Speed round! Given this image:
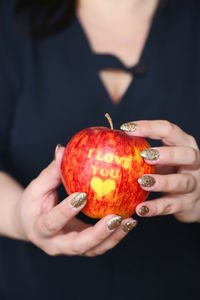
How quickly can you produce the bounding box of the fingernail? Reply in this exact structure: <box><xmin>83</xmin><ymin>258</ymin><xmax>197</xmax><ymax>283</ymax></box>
<box><xmin>70</xmin><ymin>193</ymin><xmax>87</xmax><ymax>208</ymax></box>
<box><xmin>138</xmin><ymin>175</ymin><xmax>156</xmax><ymax>187</ymax></box>
<box><xmin>139</xmin><ymin>205</ymin><xmax>149</xmax><ymax>216</ymax></box>
<box><xmin>107</xmin><ymin>216</ymin><xmax>122</xmax><ymax>231</ymax></box>
<box><xmin>54</xmin><ymin>144</ymin><xmax>62</xmax><ymax>160</ymax></box>
<box><xmin>140</xmin><ymin>148</ymin><xmax>160</xmax><ymax>161</ymax></box>
<box><xmin>122</xmin><ymin>219</ymin><xmax>138</xmax><ymax>232</ymax></box>
<box><xmin>120</xmin><ymin>122</ymin><xmax>137</xmax><ymax>132</ymax></box>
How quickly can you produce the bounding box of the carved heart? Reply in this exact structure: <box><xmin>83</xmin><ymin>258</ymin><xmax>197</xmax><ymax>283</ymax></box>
<box><xmin>90</xmin><ymin>177</ymin><xmax>116</xmax><ymax>197</ymax></box>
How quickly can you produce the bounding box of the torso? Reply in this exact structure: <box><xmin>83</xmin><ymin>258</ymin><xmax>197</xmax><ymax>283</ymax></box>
<box><xmin>0</xmin><ymin>1</ymin><xmax>200</xmax><ymax>299</ymax></box>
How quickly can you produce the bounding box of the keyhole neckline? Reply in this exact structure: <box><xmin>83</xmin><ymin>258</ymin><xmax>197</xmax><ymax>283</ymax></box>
<box><xmin>73</xmin><ymin>5</ymin><xmax>164</xmax><ymax>106</ymax></box>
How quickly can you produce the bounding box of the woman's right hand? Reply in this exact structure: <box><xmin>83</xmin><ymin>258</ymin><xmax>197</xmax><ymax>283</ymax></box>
<box><xmin>14</xmin><ymin>146</ymin><xmax>137</xmax><ymax>257</ymax></box>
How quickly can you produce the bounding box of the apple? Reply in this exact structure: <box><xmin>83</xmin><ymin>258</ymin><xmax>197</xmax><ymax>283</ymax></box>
<box><xmin>61</xmin><ymin>114</ymin><xmax>155</xmax><ymax>219</ymax></box>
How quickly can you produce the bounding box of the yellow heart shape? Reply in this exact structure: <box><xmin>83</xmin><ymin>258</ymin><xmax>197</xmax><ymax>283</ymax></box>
<box><xmin>90</xmin><ymin>177</ymin><xmax>116</xmax><ymax>198</ymax></box>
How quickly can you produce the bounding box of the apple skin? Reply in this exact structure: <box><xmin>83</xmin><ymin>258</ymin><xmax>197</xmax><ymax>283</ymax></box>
<box><xmin>61</xmin><ymin>127</ymin><xmax>155</xmax><ymax>219</ymax></box>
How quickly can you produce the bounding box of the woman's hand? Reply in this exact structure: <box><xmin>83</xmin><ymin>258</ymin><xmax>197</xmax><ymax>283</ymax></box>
<box><xmin>14</xmin><ymin>146</ymin><xmax>137</xmax><ymax>257</ymax></box>
<box><xmin>120</xmin><ymin>120</ymin><xmax>200</xmax><ymax>223</ymax></box>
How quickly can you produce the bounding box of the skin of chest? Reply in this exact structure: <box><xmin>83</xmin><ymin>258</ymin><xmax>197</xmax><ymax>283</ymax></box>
<box><xmin>77</xmin><ymin>2</ymin><xmax>157</xmax><ymax>104</ymax></box>
<box><xmin>99</xmin><ymin>69</ymin><xmax>133</xmax><ymax>104</ymax></box>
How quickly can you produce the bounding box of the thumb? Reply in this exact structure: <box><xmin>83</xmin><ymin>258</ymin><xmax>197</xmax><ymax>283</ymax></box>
<box><xmin>33</xmin><ymin>145</ymin><xmax>65</xmax><ymax>196</ymax></box>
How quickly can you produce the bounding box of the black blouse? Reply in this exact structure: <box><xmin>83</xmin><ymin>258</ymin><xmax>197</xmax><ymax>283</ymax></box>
<box><xmin>0</xmin><ymin>1</ymin><xmax>200</xmax><ymax>299</ymax></box>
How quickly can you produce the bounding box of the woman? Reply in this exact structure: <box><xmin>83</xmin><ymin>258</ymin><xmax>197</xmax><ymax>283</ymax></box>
<box><xmin>0</xmin><ymin>0</ymin><xmax>199</xmax><ymax>299</ymax></box>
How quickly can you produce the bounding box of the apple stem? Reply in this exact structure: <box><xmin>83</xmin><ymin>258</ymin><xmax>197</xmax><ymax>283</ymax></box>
<box><xmin>105</xmin><ymin>113</ymin><xmax>114</xmax><ymax>130</ymax></box>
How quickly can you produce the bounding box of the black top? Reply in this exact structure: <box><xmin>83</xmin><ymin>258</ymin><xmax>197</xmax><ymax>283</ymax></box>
<box><xmin>0</xmin><ymin>1</ymin><xmax>200</xmax><ymax>299</ymax></box>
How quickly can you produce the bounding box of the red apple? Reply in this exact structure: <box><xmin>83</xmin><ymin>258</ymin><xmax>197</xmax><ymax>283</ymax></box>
<box><xmin>61</xmin><ymin>114</ymin><xmax>155</xmax><ymax>219</ymax></box>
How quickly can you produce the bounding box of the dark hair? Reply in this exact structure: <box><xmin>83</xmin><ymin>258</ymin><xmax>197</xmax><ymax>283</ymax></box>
<box><xmin>15</xmin><ymin>0</ymin><xmax>168</xmax><ymax>38</ymax></box>
<box><xmin>15</xmin><ymin>0</ymin><xmax>76</xmax><ymax>37</ymax></box>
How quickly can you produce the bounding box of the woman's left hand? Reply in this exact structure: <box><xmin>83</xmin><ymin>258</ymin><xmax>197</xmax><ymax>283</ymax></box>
<box><xmin>120</xmin><ymin>120</ymin><xmax>200</xmax><ymax>223</ymax></box>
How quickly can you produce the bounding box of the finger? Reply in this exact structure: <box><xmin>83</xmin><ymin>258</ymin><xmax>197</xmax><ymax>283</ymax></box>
<box><xmin>53</xmin><ymin>215</ymin><xmax>122</xmax><ymax>256</ymax></box>
<box><xmin>36</xmin><ymin>192</ymin><xmax>87</xmax><ymax>237</ymax></box>
<box><xmin>138</xmin><ymin>174</ymin><xmax>196</xmax><ymax>194</ymax></box>
<box><xmin>32</xmin><ymin>145</ymin><xmax>65</xmax><ymax>196</ymax></box>
<box><xmin>140</xmin><ymin>146</ymin><xmax>200</xmax><ymax>169</ymax></box>
<box><xmin>120</xmin><ymin>120</ymin><xmax>198</xmax><ymax>148</ymax></box>
<box><xmin>83</xmin><ymin>218</ymin><xmax>137</xmax><ymax>257</ymax></box>
<box><xmin>136</xmin><ymin>195</ymin><xmax>188</xmax><ymax>217</ymax></box>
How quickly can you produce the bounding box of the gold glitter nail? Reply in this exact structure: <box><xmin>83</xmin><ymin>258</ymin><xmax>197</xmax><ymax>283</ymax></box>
<box><xmin>140</xmin><ymin>148</ymin><xmax>160</xmax><ymax>161</ymax></box>
<box><xmin>122</xmin><ymin>219</ymin><xmax>138</xmax><ymax>232</ymax></box>
<box><xmin>70</xmin><ymin>193</ymin><xmax>87</xmax><ymax>208</ymax></box>
<box><xmin>120</xmin><ymin>122</ymin><xmax>137</xmax><ymax>132</ymax></box>
<box><xmin>107</xmin><ymin>216</ymin><xmax>122</xmax><ymax>231</ymax></box>
<box><xmin>138</xmin><ymin>175</ymin><xmax>156</xmax><ymax>187</ymax></box>
<box><xmin>54</xmin><ymin>144</ymin><xmax>62</xmax><ymax>160</ymax></box>
<box><xmin>139</xmin><ymin>206</ymin><xmax>149</xmax><ymax>216</ymax></box>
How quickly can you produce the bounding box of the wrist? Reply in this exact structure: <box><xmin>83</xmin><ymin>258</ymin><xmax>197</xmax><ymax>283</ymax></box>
<box><xmin>11</xmin><ymin>193</ymin><xmax>29</xmax><ymax>241</ymax></box>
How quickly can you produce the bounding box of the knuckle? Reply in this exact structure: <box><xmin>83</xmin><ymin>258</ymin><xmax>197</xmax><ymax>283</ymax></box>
<box><xmin>38</xmin><ymin>168</ymin><xmax>47</xmax><ymax>179</ymax></box>
<box><xmin>182</xmin><ymin>176</ymin><xmax>189</xmax><ymax>192</ymax></box>
<box><xmin>86</xmin><ymin>249</ymin><xmax>106</xmax><ymax>257</ymax></box>
<box><xmin>38</xmin><ymin>163</ymin><xmax>55</xmax><ymax>180</ymax></box>
<box><xmin>162</xmin><ymin>120</ymin><xmax>175</xmax><ymax>136</ymax></box>
<box><xmin>187</xmin><ymin>197</ymin><xmax>195</xmax><ymax>207</ymax></box>
<box><xmin>190</xmin><ymin>148</ymin><xmax>200</xmax><ymax>166</ymax></box>
<box><xmin>169</xmin><ymin>147</ymin><xmax>177</xmax><ymax>162</ymax></box>
<box><xmin>43</xmin><ymin>239</ymin><xmax>63</xmax><ymax>256</ymax></box>
<box><xmin>84</xmin><ymin>251</ymin><xmax>99</xmax><ymax>257</ymax></box>
<box><xmin>184</xmin><ymin>176</ymin><xmax>192</xmax><ymax>192</ymax></box>
<box><xmin>185</xmin><ymin>176</ymin><xmax>196</xmax><ymax>193</ymax></box>
<box><xmin>43</xmin><ymin>216</ymin><xmax>57</xmax><ymax>232</ymax></box>
<box><xmin>160</xmin><ymin>177</ymin><xmax>170</xmax><ymax>191</ymax></box>
<box><xmin>72</xmin><ymin>244</ymin><xmax>85</xmax><ymax>256</ymax></box>
<box><xmin>45</xmin><ymin>162</ymin><xmax>56</xmax><ymax>177</ymax></box>
<box><xmin>151</xmin><ymin>203</ymin><xmax>159</xmax><ymax>216</ymax></box>
<box><xmin>163</xmin><ymin>199</ymin><xmax>174</xmax><ymax>214</ymax></box>
<box><xmin>153</xmin><ymin>198</ymin><xmax>174</xmax><ymax>215</ymax></box>
<box><xmin>190</xmin><ymin>194</ymin><xmax>198</xmax><ymax>205</ymax></box>
<box><xmin>28</xmin><ymin>179</ymin><xmax>37</xmax><ymax>192</ymax></box>
<box><xmin>44</xmin><ymin>246</ymin><xmax>59</xmax><ymax>256</ymax></box>
<box><xmin>187</xmin><ymin>135</ymin><xmax>197</xmax><ymax>147</ymax></box>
